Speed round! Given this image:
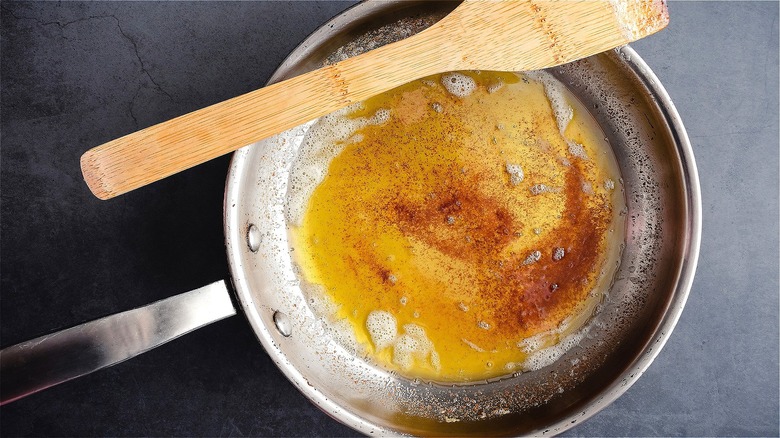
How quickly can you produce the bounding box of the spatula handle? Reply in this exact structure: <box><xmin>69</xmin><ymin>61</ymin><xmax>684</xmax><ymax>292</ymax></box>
<box><xmin>80</xmin><ymin>27</ymin><xmax>450</xmax><ymax>200</ymax></box>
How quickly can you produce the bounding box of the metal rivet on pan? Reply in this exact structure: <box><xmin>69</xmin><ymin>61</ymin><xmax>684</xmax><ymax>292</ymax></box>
<box><xmin>273</xmin><ymin>311</ymin><xmax>292</xmax><ymax>337</ymax></box>
<box><xmin>246</xmin><ymin>224</ymin><xmax>261</xmax><ymax>252</ymax></box>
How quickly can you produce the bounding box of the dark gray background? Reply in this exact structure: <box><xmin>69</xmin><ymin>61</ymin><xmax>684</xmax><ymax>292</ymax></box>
<box><xmin>1</xmin><ymin>1</ymin><xmax>777</xmax><ymax>436</ymax></box>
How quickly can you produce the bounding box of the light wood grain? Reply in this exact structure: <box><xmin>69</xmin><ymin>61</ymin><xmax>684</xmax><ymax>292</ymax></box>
<box><xmin>81</xmin><ymin>0</ymin><xmax>668</xmax><ymax>200</ymax></box>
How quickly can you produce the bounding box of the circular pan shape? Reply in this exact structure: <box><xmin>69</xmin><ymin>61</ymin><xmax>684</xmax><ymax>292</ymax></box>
<box><xmin>224</xmin><ymin>1</ymin><xmax>701</xmax><ymax>435</ymax></box>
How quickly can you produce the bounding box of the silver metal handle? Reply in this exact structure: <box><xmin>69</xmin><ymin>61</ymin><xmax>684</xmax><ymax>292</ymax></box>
<box><xmin>0</xmin><ymin>280</ymin><xmax>236</xmax><ymax>405</ymax></box>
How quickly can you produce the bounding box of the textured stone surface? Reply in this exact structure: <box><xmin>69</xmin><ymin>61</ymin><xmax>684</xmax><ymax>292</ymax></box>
<box><xmin>1</xmin><ymin>1</ymin><xmax>777</xmax><ymax>436</ymax></box>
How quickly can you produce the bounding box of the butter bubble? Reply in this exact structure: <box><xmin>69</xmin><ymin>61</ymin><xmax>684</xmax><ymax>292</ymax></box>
<box><xmin>366</xmin><ymin>310</ymin><xmax>397</xmax><ymax>351</ymax></box>
<box><xmin>441</xmin><ymin>72</ymin><xmax>476</xmax><ymax>97</ymax></box>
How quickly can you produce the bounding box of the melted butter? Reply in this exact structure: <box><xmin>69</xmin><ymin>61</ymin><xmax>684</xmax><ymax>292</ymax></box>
<box><xmin>289</xmin><ymin>71</ymin><xmax>625</xmax><ymax>382</ymax></box>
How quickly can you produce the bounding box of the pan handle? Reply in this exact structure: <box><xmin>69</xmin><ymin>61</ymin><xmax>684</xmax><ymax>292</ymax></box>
<box><xmin>0</xmin><ymin>280</ymin><xmax>236</xmax><ymax>405</ymax></box>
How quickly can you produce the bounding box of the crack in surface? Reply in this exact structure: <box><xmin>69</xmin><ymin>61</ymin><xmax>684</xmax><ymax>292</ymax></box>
<box><xmin>110</xmin><ymin>15</ymin><xmax>174</xmax><ymax>102</ymax></box>
<box><xmin>2</xmin><ymin>7</ymin><xmax>113</xmax><ymax>30</ymax></box>
<box><xmin>3</xmin><ymin>5</ymin><xmax>175</xmax><ymax>110</ymax></box>
<box><xmin>128</xmin><ymin>85</ymin><xmax>142</xmax><ymax>129</ymax></box>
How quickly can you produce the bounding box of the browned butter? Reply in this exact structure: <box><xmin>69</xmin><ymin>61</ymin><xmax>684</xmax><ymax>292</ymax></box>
<box><xmin>288</xmin><ymin>71</ymin><xmax>625</xmax><ymax>382</ymax></box>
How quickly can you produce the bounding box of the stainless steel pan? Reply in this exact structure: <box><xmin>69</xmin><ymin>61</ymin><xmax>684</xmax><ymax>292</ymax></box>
<box><xmin>0</xmin><ymin>1</ymin><xmax>701</xmax><ymax>435</ymax></box>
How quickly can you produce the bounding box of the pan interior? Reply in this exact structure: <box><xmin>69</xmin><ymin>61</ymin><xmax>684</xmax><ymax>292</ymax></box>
<box><xmin>285</xmin><ymin>70</ymin><xmax>627</xmax><ymax>384</ymax></box>
<box><xmin>224</xmin><ymin>1</ymin><xmax>699</xmax><ymax>436</ymax></box>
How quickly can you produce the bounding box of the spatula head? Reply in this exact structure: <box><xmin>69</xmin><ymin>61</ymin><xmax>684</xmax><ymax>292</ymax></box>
<box><xmin>441</xmin><ymin>0</ymin><xmax>669</xmax><ymax>72</ymax></box>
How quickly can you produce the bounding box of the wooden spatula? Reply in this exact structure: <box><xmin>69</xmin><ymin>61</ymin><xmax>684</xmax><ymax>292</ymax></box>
<box><xmin>81</xmin><ymin>0</ymin><xmax>668</xmax><ymax>200</ymax></box>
